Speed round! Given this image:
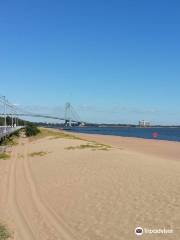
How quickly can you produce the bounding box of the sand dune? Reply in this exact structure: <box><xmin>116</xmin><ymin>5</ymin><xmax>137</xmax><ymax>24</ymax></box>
<box><xmin>0</xmin><ymin>129</ymin><xmax>180</xmax><ymax>239</ymax></box>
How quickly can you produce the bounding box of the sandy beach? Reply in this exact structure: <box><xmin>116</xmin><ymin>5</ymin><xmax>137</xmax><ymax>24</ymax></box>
<box><xmin>0</xmin><ymin>128</ymin><xmax>180</xmax><ymax>239</ymax></box>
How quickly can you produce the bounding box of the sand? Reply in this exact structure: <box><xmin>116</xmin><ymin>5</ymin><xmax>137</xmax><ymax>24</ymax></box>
<box><xmin>0</xmin><ymin>129</ymin><xmax>180</xmax><ymax>239</ymax></box>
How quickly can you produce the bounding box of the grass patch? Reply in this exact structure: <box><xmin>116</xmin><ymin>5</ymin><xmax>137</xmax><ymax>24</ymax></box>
<box><xmin>18</xmin><ymin>153</ymin><xmax>24</xmax><ymax>159</ymax></box>
<box><xmin>31</xmin><ymin>128</ymin><xmax>83</xmax><ymax>141</ymax></box>
<box><xmin>65</xmin><ymin>142</ymin><xmax>111</xmax><ymax>151</ymax></box>
<box><xmin>0</xmin><ymin>129</ymin><xmax>23</xmax><ymax>146</ymax></box>
<box><xmin>0</xmin><ymin>223</ymin><xmax>11</xmax><ymax>240</ymax></box>
<box><xmin>0</xmin><ymin>153</ymin><xmax>10</xmax><ymax>160</ymax></box>
<box><xmin>29</xmin><ymin>151</ymin><xmax>47</xmax><ymax>157</ymax></box>
<box><xmin>0</xmin><ymin>135</ymin><xmax>18</xmax><ymax>146</ymax></box>
<box><xmin>30</xmin><ymin>128</ymin><xmax>111</xmax><ymax>151</ymax></box>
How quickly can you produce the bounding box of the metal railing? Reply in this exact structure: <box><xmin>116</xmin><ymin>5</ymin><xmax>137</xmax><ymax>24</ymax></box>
<box><xmin>0</xmin><ymin>126</ymin><xmax>23</xmax><ymax>140</ymax></box>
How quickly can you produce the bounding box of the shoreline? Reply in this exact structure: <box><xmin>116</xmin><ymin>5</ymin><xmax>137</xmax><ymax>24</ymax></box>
<box><xmin>61</xmin><ymin>129</ymin><xmax>180</xmax><ymax>162</ymax></box>
<box><xmin>60</xmin><ymin>126</ymin><xmax>180</xmax><ymax>143</ymax></box>
<box><xmin>1</xmin><ymin>128</ymin><xmax>180</xmax><ymax>239</ymax></box>
<box><xmin>66</xmin><ymin>129</ymin><xmax>180</xmax><ymax>143</ymax></box>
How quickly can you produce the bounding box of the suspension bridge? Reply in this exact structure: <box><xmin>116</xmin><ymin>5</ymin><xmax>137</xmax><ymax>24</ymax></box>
<box><xmin>0</xmin><ymin>95</ymin><xmax>84</xmax><ymax>140</ymax></box>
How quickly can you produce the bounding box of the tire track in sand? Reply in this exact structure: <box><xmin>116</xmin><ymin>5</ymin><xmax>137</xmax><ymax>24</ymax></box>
<box><xmin>22</xmin><ymin>139</ymin><xmax>78</xmax><ymax>240</ymax></box>
<box><xmin>7</xmin><ymin>145</ymin><xmax>36</xmax><ymax>240</ymax></box>
<box><xmin>7</xmin><ymin>138</ymin><xmax>77</xmax><ymax>240</ymax></box>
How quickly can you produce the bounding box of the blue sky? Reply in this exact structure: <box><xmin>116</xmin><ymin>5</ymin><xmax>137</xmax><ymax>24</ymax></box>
<box><xmin>0</xmin><ymin>0</ymin><xmax>180</xmax><ymax>124</ymax></box>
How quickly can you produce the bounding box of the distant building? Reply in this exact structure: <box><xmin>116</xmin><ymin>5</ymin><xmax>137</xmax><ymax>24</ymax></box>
<box><xmin>139</xmin><ymin>120</ymin><xmax>150</xmax><ymax>127</ymax></box>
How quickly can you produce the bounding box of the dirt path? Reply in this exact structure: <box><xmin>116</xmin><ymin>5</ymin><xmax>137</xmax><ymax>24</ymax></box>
<box><xmin>6</xmin><ymin>138</ymin><xmax>76</xmax><ymax>240</ymax></box>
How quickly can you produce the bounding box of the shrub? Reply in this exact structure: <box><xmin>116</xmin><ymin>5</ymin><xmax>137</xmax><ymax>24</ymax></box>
<box><xmin>0</xmin><ymin>224</ymin><xmax>11</xmax><ymax>240</ymax></box>
<box><xmin>25</xmin><ymin>123</ymin><xmax>40</xmax><ymax>137</ymax></box>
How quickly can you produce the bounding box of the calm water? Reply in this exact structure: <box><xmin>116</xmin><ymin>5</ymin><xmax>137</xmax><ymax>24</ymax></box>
<box><xmin>69</xmin><ymin>127</ymin><xmax>180</xmax><ymax>142</ymax></box>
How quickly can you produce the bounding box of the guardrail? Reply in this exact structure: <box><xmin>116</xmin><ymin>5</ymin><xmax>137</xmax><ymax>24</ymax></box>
<box><xmin>0</xmin><ymin>126</ymin><xmax>24</xmax><ymax>140</ymax></box>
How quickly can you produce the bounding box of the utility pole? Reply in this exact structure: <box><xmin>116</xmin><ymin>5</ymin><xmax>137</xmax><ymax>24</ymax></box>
<box><xmin>15</xmin><ymin>113</ymin><xmax>17</xmax><ymax>127</ymax></box>
<box><xmin>16</xmin><ymin>115</ymin><xmax>18</xmax><ymax>126</ymax></box>
<box><xmin>11</xmin><ymin>105</ymin><xmax>14</xmax><ymax>127</ymax></box>
<box><xmin>3</xmin><ymin>96</ymin><xmax>7</xmax><ymax>134</ymax></box>
<box><xmin>11</xmin><ymin>113</ymin><xmax>13</xmax><ymax>127</ymax></box>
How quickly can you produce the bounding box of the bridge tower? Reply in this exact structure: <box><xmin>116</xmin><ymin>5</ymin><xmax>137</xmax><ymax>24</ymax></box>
<box><xmin>64</xmin><ymin>102</ymin><xmax>72</xmax><ymax>127</ymax></box>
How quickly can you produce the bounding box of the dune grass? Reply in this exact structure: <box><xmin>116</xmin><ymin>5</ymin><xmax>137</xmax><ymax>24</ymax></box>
<box><xmin>30</xmin><ymin>128</ymin><xmax>112</xmax><ymax>151</ymax></box>
<box><xmin>29</xmin><ymin>151</ymin><xmax>47</xmax><ymax>157</ymax></box>
<box><xmin>31</xmin><ymin>128</ymin><xmax>83</xmax><ymax>141</ymax></box>
<box><xmin>0</xmin><ymin>136</ymin><xmax>18</xmax><ymax>146</ymax></box>
<box><xmin>0</xmin><ymin>153</ymin><xmax>10</xmax><ymax>160</ymax></box>
<box><xmin>0</xmin><ymin>224</ymin><xmax>11</xmax><ymax>240</ymax></box>
<box><xmin>65</xmin><ymin>142</ymin><xmax>111</xmax><ymax>151</ymax></box>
